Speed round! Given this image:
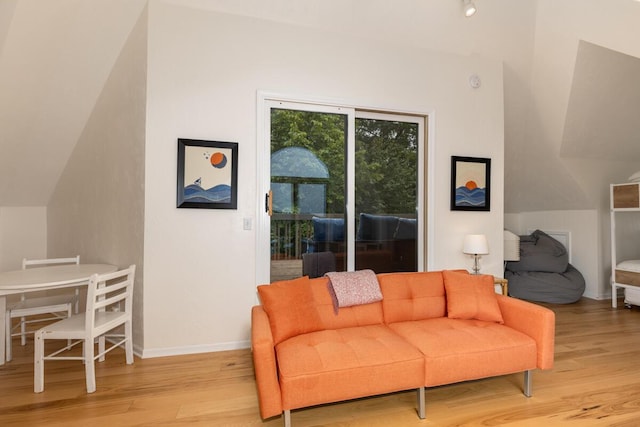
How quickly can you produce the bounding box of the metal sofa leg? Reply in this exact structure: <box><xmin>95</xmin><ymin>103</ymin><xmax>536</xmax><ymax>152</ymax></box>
<box><xmin>283</xmin><ymin>409</ymin><xmax>291</xmax><ymax>427</ymax></box>
<box><xmin>417</xmin><ymin>386</ymin><xmax>425</xmax><ymax>419</ymax></box>
<box><xmin>524</xmin><ymin>370</ymin><xmax>532</xmax><ymax>397</ymax></box>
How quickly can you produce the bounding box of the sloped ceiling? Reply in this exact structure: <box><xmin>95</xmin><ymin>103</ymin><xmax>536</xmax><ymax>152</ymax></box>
<box><xmin>0</xmin><ymin>0</ymin><xmax>638</xmax><ymax>212</ymax></box>
<box><xmin>561</xmin><ymin>41</ymin><xmax>640</xmax><ymax>161</ymax></box>
<box><xmin>505</xmin><ymin>37</ymin><xmax>640</xmax><ymax>214</ymax></box>
<box><xmin>0</xmin><ymin>0</ymin><xmax>145</xmax><ymax>206</ymax></box>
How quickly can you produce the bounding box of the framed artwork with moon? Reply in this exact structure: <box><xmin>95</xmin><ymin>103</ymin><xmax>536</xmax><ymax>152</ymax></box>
<box><xmin>450</xmin><ymin>156</ymin><xmax>491</xmax><ymax>211</ymax></box>
<box><xmin>177</xmin><ymin>139</ymin><xmax>238</xmax><ymax>209</ymax></box>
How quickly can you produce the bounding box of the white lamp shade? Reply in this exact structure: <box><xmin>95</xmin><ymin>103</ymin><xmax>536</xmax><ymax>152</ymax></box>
<box><xmin>463</xmin><ymin>234</ymin><xmax>489</xmax><ymax>255</ymax></box>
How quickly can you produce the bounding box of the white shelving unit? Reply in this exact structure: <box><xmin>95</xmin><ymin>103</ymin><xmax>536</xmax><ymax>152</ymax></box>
<box><xmin>610</xmin><ymin>182</ymin><xmax>640</xmax><ymax>308</ymax></box>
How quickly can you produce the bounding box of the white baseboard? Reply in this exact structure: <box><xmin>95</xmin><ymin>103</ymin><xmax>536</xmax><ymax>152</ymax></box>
<box><xmin>136</xmin><ymin>340</ymin><xmax>251</xmax><ymax>359</ymax></box>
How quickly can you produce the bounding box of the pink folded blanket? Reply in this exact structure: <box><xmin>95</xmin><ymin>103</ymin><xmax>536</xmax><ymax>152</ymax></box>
<box><xmin>325</xmin><ymin>269</ymin><xmax>383</xmax><ymax>313</ymax></box>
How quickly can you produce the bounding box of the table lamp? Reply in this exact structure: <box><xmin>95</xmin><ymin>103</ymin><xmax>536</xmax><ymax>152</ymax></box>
<box><xmin>463</xmin><ymin>234</ymin><xmax>489</xmax><ymax>275</ymax></box>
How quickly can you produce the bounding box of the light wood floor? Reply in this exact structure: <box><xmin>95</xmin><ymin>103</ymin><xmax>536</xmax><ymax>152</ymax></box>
<box><xmin>2</xmin><ymin>297</ymin><xmax>640</xmax><ymax>426</ymax></box>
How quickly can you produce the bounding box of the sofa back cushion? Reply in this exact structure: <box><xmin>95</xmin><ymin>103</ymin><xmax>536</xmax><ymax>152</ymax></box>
<box><xmin>312</xmin><ymin>217</ymin><xmax>345</xmax><ymax>242</ymax></box>
<box><xmin>257</xmin><ymin>276</ymin><xmax>324</xmax><ymax>345</ymax></box>
<box><xmin>393</xmin><ymin>218</ymin><xmax>417</xmax><ymax>240</ymax></box>
<box><xmin>356</xmin><ymin>213</ymin><xmax>399</xmax><ymax>241</ymax></box>
<box><xmin>443</xmin><ymin>270</ymin><xmax>503</xmax><ymax>323</ymax></box>
<box><xmin>378</xmin><ymin>271</ymin><xmax>446</xmax><ymax>323</ymax></box>
<box><xmin>308</xmin><ymin>276</ymin><xmax>384</xmax><ymax>329</ymax></box>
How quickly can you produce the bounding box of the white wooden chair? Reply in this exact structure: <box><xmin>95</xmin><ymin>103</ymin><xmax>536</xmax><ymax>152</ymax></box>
<box><xmin>34</xmin><ymin>265</ymin><xmax>135</xmax><ymax>393</ymax></box>
<box><xmin>5</xmin><ymin>256</ymin><xmax>80</xmax><ymax>362</ymax></box>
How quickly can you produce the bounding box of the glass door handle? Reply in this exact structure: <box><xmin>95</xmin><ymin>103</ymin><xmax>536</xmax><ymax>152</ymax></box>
<box><xmin>265</xmin><ymin>190</ymin><xmax>273</xmax><ymax>216</ymax></box>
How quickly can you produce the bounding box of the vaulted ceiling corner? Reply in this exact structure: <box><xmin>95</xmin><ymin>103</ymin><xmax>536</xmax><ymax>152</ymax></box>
<box><xmin>561</xmin><ymin>41</ymin><xmax>640</xmax><ymax>162</ymax></box>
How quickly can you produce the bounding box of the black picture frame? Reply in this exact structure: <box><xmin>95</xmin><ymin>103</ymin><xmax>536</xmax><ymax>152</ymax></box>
<box><xmin>450</xmin><ymin>156</ymin><xmax>491</xmax><ymax>211</ymax></box>
<box><xmin>177</xmin><ymin>139</ymin><xmax>238</xmax><ymax>209</ymax></box>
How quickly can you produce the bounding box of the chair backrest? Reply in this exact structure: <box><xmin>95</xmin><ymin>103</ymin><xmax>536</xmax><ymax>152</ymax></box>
<box><xmin>22</xmin><ymin>256</ymin><xmax>80</xmax><ymax>269</ymax></box>
<box><xmin>85</xmin><ymin>265</ymin><xmax>136</xmax><ymax>332</ymax></box>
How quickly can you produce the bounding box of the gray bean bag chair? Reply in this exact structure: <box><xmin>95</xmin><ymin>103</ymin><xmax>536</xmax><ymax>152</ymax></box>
<box><xmin>506</xmin><ymin>230</ymin><xmax>568</xmax><ymax>273</ymax></box>
<box><xmin>505</xmin><ymin>230</ymin><xmax>585</xmax><ymax>304</ymax></box>
<box><xmin>506</xmin><ymin>264</ymin><xmax>585</xmax><ymax>304</ymax></box>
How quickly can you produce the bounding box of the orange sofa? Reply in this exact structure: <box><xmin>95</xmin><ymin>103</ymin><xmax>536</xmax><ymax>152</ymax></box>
<box><xmin>251</xmin><ymin>270</ymin><xmax>555</xmax><ymax>426</ymax></box>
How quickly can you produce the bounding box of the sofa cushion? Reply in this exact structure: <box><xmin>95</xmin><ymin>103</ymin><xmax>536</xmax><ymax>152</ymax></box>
<box><xmin>275</xmin><ymin>324</ymin><xmax>424</xmax><ymax>410</ymax></box>
<box><xmin>356</xmin><ymin>213</ymin><xmax>399</xmax><ymax>241</ymax></box>
<box><xmin>308</xmin><ymin>277</ymin><xmax>384</xmax><ymax>330</ymax></box>
<box><xmin>257</xmin><ymin>276</ymin><xmax>323</xmax><ymax>345</ymax></box>
<box><xmin>379</xmin><ymin>271</ymin><xmax>446</xmax><ymax>323</ymax></box>
<box><xmin>388</xmin><ymin>318</ymin><xmax>537</xmax><ymax>387</ymax></box>
<box><xmin>302</xmin><ymin>251</ymin><xmax>336</xmax><ymax>278</ymax></box>
<box><xmin>325</xmin><ymin>269</ymin><xmax>382</xmax><ymax>309</ymax></box>
<box><xmin>443</xmin><ymin>270</ymin><xmax>503</xmax><ymax>323</ymax></box>
<box><xmin>312</xmin><ymin>216</ymin><xmax>345</xmax><ymax>242</ymax></box>
<box><xmin>393</xmin><ymin>217</ymin><xmax>417</xmax><ymax>240</ymax></box>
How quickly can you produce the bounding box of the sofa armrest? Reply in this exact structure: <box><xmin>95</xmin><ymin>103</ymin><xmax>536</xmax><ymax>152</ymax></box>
<box><xmin>496</xmin><ymin>295</ymin><xmax>555</xmax><ymax>370</ymax></box>
<box><xmin>251</xmin><ymin>305</ymin><xmax>283</xmax><ymax>419</ymax></box>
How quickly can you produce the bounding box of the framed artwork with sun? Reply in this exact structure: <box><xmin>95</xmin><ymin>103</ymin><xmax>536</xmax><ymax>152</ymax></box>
<box><xmin>177</xmin><ymin>139</ymin><xmax>238</xmax><ymax>209</ymax></box>
<box><xmin>450</xmin><ymin>156</ymin><xmax>491</xmax><ymax>211</ymax></box>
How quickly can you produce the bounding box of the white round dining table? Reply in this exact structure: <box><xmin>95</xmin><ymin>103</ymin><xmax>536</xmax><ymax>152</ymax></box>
<box><xmin>0</xmin><ymin>263</ymin><xmax>118</xmax><ymax>365</ymax></box>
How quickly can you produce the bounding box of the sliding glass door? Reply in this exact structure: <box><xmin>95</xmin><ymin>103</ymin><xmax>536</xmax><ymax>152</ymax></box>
<box><xmin>262</xmin><ymin>98</ymin><xmax>424</xmax><ymax>283</ymax></box>
<box><xmin>269</xmin><ymin>105</ymin><xmax>349</xmax><ymax>281</ymax></box>
<box><xmin>354</xmin><ymin>113</ymin><xmax>419</xmax><ymax>273</ymax></box>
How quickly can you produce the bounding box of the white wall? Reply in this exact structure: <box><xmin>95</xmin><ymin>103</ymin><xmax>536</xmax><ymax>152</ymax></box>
<box><xmin>0</xmin><ymin>206</ymin><xmax>46</xmax><ymax>272</ymax></box>
<box><xmin>505</xmin><ymin>210</ymin><xmax>600</xmax><ymax>299</ymax></box>
<box><xmin>2</xmin><ymin>0</ymin><xmax>636</xmax><ymax>356</ymax></box>
<box><xmin>505</xmin><ymin>0</ymin><xmax>640</xmax><ymax>214</ymax></box>
<box><xmin>143</xmin><ymin>2</ymin><xmax>505</xmax><ymax>355</ymax></box>
<box><xmin>47</xmin><ymin>8</ymin><xmax>147</xmax><ymax>350</ymax></box>
<box><xmin>503</xmin><ymin>0</ymin><xmax>640</xmax><ymax>304</ymax></box>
